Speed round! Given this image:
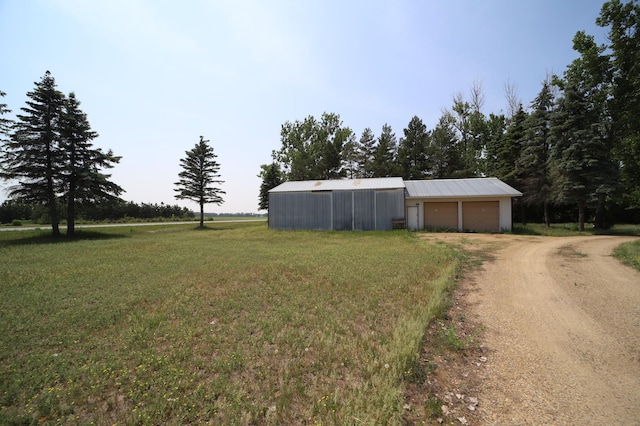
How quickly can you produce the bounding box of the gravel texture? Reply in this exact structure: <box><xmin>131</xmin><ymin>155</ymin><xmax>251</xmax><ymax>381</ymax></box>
<box><xmin>418</xmin><ymin>234</ymin><xmax>640</xmax><ymax>426</ymax></box>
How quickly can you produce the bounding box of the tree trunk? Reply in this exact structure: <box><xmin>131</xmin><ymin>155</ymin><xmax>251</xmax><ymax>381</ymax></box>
<box><xmin>543</xmin><ymin>200</ymin><xmax>550</xmax><ymax>229</ymax></box>
<box><xmin>67</xmin><ymin>190</ymin><xmax>75</xmax><ymax>237</ymax></box>
<box><xmin>520</xmin><ymin>199</ymin><xmax>527</xmax><ymax>226</ymax></box>
<box><xmin>578</xmin><ymin>201</ymin><xmax>586</xmax><ymax>232</ymax></box>
<box><xmin>594</xmin><ymin>193</ymin><xmax>605</xmax><ymax>229</ymax></box>
<box><xmin>48</xmin><ymin>192</ymin><xmax>61</xmax><ymax>238</ymax></box>
<box><xmin>199</xmin><ymin>202</ymin><xmax>204</xmax><ymax>228</ymax></box>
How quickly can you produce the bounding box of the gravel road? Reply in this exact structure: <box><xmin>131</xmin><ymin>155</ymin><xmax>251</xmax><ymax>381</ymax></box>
<box><xmin>444</xmin><ymin>234</ymin><xmax>640</xmax><ymax>425</ymax></box>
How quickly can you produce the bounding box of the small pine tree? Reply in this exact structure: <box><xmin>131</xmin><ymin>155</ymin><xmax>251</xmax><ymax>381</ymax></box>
<box><xmin>174</xmin><ymin>136</ymin><xmax>225</xmax><ymax>228</ymax></box>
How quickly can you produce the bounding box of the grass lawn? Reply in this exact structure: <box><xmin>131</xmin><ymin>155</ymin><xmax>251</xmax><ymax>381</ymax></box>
<box><xmin>0</xmin><ymin>222</ymin><xmax>462</xmax><ymax>425</ymax></box>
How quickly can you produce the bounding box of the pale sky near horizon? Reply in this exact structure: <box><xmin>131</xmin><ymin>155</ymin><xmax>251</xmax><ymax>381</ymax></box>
<box><xmin>1</xmin><ymin>0</ymin><xmax>609</xmax><ymax>213</ymax></box>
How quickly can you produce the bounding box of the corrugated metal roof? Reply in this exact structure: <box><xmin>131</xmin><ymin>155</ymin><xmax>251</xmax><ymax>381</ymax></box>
<box><xmin>269</xmin><ymin>177</ymin><xmax>405</xmax><ymax>193</ymax></box>
<box><xmin>404</xmin><ymin>178</ymin><xmax>522</xmax><ymax>198</ymax></box>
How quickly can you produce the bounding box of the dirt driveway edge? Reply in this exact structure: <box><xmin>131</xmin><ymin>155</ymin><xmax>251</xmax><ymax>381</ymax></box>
<box><xmin>424</xmin><ymin>234</ymin><xmax>640</xmax><ymax>425</ymax></box>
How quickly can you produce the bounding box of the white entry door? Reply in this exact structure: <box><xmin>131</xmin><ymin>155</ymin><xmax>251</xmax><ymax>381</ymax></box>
<box><xmin>407</xmin><ymin>206</ymin><xmax>418</xmax><ymax>231</ymax></box>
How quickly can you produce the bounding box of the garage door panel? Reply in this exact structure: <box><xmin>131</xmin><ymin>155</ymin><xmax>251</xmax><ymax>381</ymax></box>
<box><xmin>462</xmin><ymin>201</ymin><xmax>499</xmax><ymax>232</ymax></box>
<box><xmin>424</xmin><ymin>202</ymin><xmax>458</xmax><ymax>230</ymax></box>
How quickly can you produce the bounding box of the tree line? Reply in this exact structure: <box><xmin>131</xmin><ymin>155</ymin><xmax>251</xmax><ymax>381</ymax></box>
<box><xmin>0</xmin><ymin>199</ymin><xmax>194</xmax><ymax>225</ymax></box>
<box><xmin>259</xmin><ymin>0</ymin><xmax>640</xmax><ymax>230</ymax></box>
<box><xmin>0</xmin><ymin>74</ymin><xmax>225</xmax><ymax>234</ymax></box>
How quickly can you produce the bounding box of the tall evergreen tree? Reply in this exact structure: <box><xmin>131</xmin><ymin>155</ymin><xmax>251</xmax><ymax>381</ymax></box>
<box><xmin>595</xmin><ymin>0</ymin><xmax>640</xmax><ymax>208</ymax></box>
<box><xmin>397</xmin><ymin>116</ymin><xmax>430</xmax><ymax>180</ymax></box>
<box><xmin>0</xmin><ymin>90</ymin><xmax>12</xmax><ymax>143</ymax></box>
<box><xmin>257</xmin><ymin>161</ymin><xmax>284</xmax><ymax>211</ymax></box>
<box><xmin>517</xmin><ymin>81</ymin><xmax>555</xmax><ymax>228</ymax></box>
<box><xmin>340</xmin><ymin>133</ymin><xmax>359</xmax><ymax>179</ymax></box>
<box><xmin>484</xmin><ymin>112</ymin><xmax>508</xmax><ymax>180</ymax></box>
<box><xmin>370</xmin><ymin>124</ymin><xmax>397</xmax><ymax>177</ymax></box>
<box><xmin>429</xmin><ymin>111</ymin><xmax>463</xmax><ymax>178</ymax></box>
<box><xmin>550</xmin><ymin>81</ymin><xmax>617</xmax><ymax>231</ymax></box>
<box><xmin>356</xmin><ymin>127</ymin><xmax>377</xmax><ymax>178</ymax></box>
<box><xmin>498</xmin><ymin>107</ymin><xmax>527</xmax><ymax>187</ymax></box>
<box><xmin>59</xmin><ymin>93</ymin><xmax>123</xmax><ymax>236</ymax></box>
<box><xmin>0</xmin><ymin>72</ymin><xmax>65</xmax><ymax>236</ymax></box>
<box><xmin>174</xmin><ymin>136</ymin><xmax>225</xmax><ymax>228</ymax></box>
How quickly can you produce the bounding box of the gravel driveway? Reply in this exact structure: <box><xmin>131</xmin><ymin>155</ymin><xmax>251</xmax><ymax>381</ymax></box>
<box><xmin>431</xmin><ymin>234</ymin><xmax>640</xmax><ymax>425</ymax></box>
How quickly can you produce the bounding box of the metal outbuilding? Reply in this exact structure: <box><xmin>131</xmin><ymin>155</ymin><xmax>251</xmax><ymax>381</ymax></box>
<box><xmin>268</xmin><ymin>177</ymin><xmax>522</xmax><ymax>232</ymax></box>
<box><xmin>404</xmin><ymin>178</ymin><xmax>522</xmax><ymax>232</ymax></box>
<box><xmin>268</xmin><ymin>177</ymin><xmax>406</xmax><ymax>230</ymax></box>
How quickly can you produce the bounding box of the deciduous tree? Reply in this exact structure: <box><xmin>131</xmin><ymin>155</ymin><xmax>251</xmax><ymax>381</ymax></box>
<box><xmin>276</xmin><ymin>112</ymin><xmax>352</xmax><ymax>180</ymax></box>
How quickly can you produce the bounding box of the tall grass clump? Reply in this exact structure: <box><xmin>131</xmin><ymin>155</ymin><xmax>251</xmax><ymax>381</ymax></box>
<box><xmin>0</xmin><ymin>222</ymin><xmax>462</xmax><ymax>425</ymax></box>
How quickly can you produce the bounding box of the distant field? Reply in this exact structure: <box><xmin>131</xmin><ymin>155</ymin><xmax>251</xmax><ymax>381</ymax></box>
<box><xmin>0</xmin><ymin>222</ymin><xmax>462</xmax><ymax>425</ymax></box>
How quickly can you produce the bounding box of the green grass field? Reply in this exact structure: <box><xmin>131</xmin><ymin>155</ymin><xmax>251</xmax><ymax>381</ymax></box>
<box><xmin>0</xmin><ymin>222</ymin><xmax>462</xmax><ymax>425</ymax></box>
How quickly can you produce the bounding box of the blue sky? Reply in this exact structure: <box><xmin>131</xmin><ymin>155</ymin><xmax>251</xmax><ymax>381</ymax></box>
<box><xmin>0</xmin><ymin>0</ymin><xmax>608</xmax><ymax>213</ymax></box>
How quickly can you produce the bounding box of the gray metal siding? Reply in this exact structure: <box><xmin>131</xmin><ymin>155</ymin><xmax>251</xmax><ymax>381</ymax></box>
<box><xmin>354</xmin><ymin>190</ymin><xmax>375</xmax><ymax>230</ymax></box>
<box><xmin>332</xmin><ymin>191</ymin><xmax>353</xmax><ymax>231</ymax></box>
<box><xmin>268</xmin><ymin>187</ymin><xmax>405</xmax><ymax>231</ymax></box>
<box><xmin>269</xmin><ymin>192</ymin><xmax>332</xmax><ymax>230</ymax></box>
<box><xmin>375</xmin><ymin>189</ymin><xmax>406</xmax><ymax>230</ymax></box>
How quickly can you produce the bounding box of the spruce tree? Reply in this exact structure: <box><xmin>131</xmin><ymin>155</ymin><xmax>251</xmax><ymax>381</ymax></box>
<box><xmin>0</xmin><ymin>90</ymin><xmax>12</xmax><ymax>143</ymax></box>
<box><xmin>397</xmin><ymin>116</ymin><xmax>430</xmax><ymax>180</ymax></box>
<box><xmin>429</xmin><ymin>111</ymin><xmax>463</xmax><ymax>178</ymax></box>
<box><xmin>59</xmin><ymin>93</ymin><xmax>123</xmax><ymax>236</ymax></box>
<box><xmin>0</xmin><ymin>72</ymin><xmax>65</xmax><ymax>236</ymax></box>
<box><xmin>174</xmin><ymin>136</ymin><xmax>225</xmax><ymax>228</ymax></box>
<box><xmin>596</xmin><ymin>0</ymin><xmax>640</xmax><ymax>208</ymax></box>
<box><xmin>357</xmin><ymin>127</ymin><xmax>376</xmax><ymax>178</ymax></box>
<box><xmin>517</xmin><ymin>81</ymin><xmax>555</xmax><ymax>228</ymax></box>
<box><xmin>550</xmin><ymin>81</ymin><xmax>617</xmax><ymax>231</ymax></box>
<box><xmin>340</xmin><ymin>133</ymin><xmax>359</xmax><ymax>179</ymax></box>
<box><xmin>370</xmin><ymin>124</ymin><xmax>397</xmax><ymax>177</ymax></box>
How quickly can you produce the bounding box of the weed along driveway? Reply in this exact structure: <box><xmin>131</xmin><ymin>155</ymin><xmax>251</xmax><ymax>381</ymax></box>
<box><xmin>429</xmin><ymin>234</ymin><xmax>640</xmax><ymax>425</ymax></box>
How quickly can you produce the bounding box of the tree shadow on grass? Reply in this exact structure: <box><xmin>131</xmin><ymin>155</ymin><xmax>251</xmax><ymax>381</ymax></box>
<box><xmin>189</xmin><ymin>225</ymin><xmax>235</xmax><ymax>231</ymax></box>
<box><xmin>0</xmin><ymin>230</ymin><xmax>128</xmax><ymax>247</ymax></box>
